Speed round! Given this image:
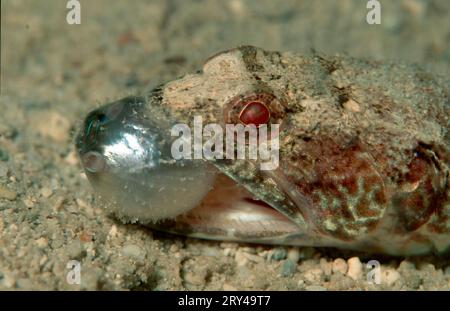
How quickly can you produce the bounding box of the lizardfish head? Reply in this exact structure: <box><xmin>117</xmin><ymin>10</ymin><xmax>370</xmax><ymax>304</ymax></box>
<box><xmin>76</xmin><ymin>46</ymin><xmax>310</xmax><ymax>244</ymax></box>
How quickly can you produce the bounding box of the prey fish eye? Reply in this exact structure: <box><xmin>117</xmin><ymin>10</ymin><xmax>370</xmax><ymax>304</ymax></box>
<box><xmin>76</xmin><ymin>46</ymin><xmax>449</xmax><ymax>256</ymax></box>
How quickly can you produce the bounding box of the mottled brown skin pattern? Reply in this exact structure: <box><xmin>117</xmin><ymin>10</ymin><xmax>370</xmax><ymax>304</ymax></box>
<box><xmin>282</xmin><ymin>136</ymin><xmax>386</xmax><ymax>239</ymax></box>
<box><xmin>271</xmin><ymin>50</ymin><xmax>448</xmax><ymax>254</ymax></box>
<box><xmin>156</xmin><ymin>46</ymin><xmax>449</xmax><ymax>255</ymax></box>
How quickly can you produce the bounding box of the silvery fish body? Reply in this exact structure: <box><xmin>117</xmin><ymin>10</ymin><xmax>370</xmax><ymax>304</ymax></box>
<box><xmin>76</xmin><ymin>46</ymin><xmax>449</xmax><ymax>256</ymax></box>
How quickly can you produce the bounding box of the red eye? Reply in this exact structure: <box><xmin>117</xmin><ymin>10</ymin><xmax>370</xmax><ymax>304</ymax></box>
<box><xmin>238</xmin><ymin>101</ymin><xmax>270</xmax><ymax>127</ymax></box>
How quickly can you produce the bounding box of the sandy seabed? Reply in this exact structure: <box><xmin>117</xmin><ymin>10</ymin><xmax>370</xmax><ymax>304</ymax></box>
<box><xmin>0</xmin><ymin>0</ymin><xmax>449</xmax><ymax>290</ymax></box>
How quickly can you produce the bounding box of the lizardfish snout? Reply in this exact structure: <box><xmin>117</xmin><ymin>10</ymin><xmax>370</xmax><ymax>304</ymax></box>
<box><xmin>75</xmin><ymin>96</ymin><xmax>216</xmax><ymax>223</ymax></box>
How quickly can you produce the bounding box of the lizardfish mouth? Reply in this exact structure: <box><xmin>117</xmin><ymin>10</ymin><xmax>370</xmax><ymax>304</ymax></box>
<box><xmin>76</xmin><ymin>96</ymin><xmax>300</xmax><ymax>243</ymax></box>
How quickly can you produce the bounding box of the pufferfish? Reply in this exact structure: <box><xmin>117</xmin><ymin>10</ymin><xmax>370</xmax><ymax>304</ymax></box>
<box><xmin>76</xmin><ymin>46</ymin><xmax>449</xmax><ymax>256</ymax></box>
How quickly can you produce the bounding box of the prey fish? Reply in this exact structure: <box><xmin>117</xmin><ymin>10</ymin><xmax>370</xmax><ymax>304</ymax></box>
<box><xmin>76</xmin><ymin>46</ymin><xmax>449</xmax><ymax>256</ymax></box>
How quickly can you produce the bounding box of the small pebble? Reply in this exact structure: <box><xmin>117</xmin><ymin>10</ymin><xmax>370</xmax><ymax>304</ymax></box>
<box><xmin>320</xmin><ymin>258</ymin><xmax>332</xmax><ymax>276</ymax></box>
<box><xmin>281</xmin><ymin>259</ymin><xmax>297</xmax><ymax>277</ymax></box>
<box><xmin>108</xmin><ymin>225</ymin><xmax>118</xmax><ymax>238</ymax></box>
<box><xmin>305</xmin><ymin>285</ymin><xmax>327</xmax><ymax>291</ymax></box>
<box><xmin>223</xmin><ymin>248</ymin><xmax>236</xmax><ymax>257</ymax></box>
<box><xmin>287</xmin><ymin>247</ymin><xmax>300</xmax><ymax>263</ymax></box>
<box><xmin>343</xmin><ymin>99</ymin><xmax>361</xmax><ymax>112</ymax></box>
<box><xmin>228</xmin><ymin>0</ymin><xmax>245</xmax><ymax>15</ymax></box>
<box><xmin>39</xmin><ymin>255</ymin><xmax>48</xmax><ymax>267</ymax></box>
<box><xmin>202</xmin><ymin>246</ymin><xmax>221</xmax><ymax>257</ymax></box>
<box><xmin>40</xmin><ymin>187</ymin><xmax>53</xmax><ymax>198</ymax></box>
<box><xmin>0</xmin><ymin>185</ymin><xmax>17</xmax><ymax>200</ymax></box>
<box><xmin>257</xmin><ymin>249</ymin><xmax>269</xmax><ymax>259</ymax></box>
<box><xmin>269</xmin><ymin>247</ymin><xmax>287</xmax><ymax>261</ymax></box>
<box><xmin>382</xmin><ymin>269</ymin><xmax>400</xmax><ymax>286</ymax></box>
<box><xmin>183</xmin><ymin>272</ymin><xmax>204</xmax><ymax>286</ymax></box>
<box><xmin>169</xmin><ymin>244</ymin><xmax>179</xmax><ymax>253</ymax></box>
<box><xmin>234</xmin><ymin>250</ymin><xmax>248</xmax><ymax>266</ymax></box>
<box><xmin>35</xmin><ymin>237</ymin><xmax>48</xmax><ymax>249</ymax></box>
<box><xmin>76</xmin><ymin>198</ymin><xmax>91</xmax><ymax>209</ymax></box>
<box><xmin>23</xmin><ymin>197</ymin><xmax>36</xmax><ymax>208</ymax></box>
<box><xmin>244</xmin><ymin>252</ymin><xmax>264</xmax><ymax>263</ymax></box>
<box><xmin>122</xmin><ymin>244</ymin><xmax>143</xmax><ymax>259</ymax></box>
<box><xmin>404</xmin><ymin>274</ymin><xmax>422</xmax><ymax>289</ymax></box>
<box><xmin>239</xmin><ymin>247</ymin><xmax>256</xmax><ymax>254</ymax></box>
<box><xmin>303</xmin><ymin>268</ymin><xmax>324</xmax><ymax>283</ymax></box>
<box><xmin>347</xmin><ymin>257</ymin><xmax>363</xmax><ymax>280</ymax></box>
<box><xmin>223</xmin><ymin>283</ymin><xmax>237</xmax><ymax>291</ymax></box>
<box><xmin>1</xmin><ymin>272</ymin><xmax>16</xmax><ymax>288</ymax></box>
<box><xmin>398</xmin><ymin>259</ymin><xmax>415</xmax><ymax>271</ymax></box>
<box><xmin>66</xmin><ymin>240</ymin><xmax>86</xmax><ymax>260</ymax></box>
<box><xmin>332</xmin><ymin>258</ymin><xmax>348</xmax><ymax>274</ymax></box>
<box><xmin>64</xmin><ymin>150</ymin><xmax>79</xmax><ymax>166</ymax></box>
<box><xmin>402</xmin><ymin>0</ymin><xmax>425</xmax><ymax>17</ymax></box>
<box><xmin>51</xmin><ymin>196</ymin><xmax>65</xmax><ymax>212</ymax></box>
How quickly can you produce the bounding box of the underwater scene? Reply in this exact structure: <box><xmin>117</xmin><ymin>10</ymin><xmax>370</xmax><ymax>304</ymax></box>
<box><xmin>1</xmin><ymin>0</ymin><xmax>449</xmax><ymax>294</ymax></box>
